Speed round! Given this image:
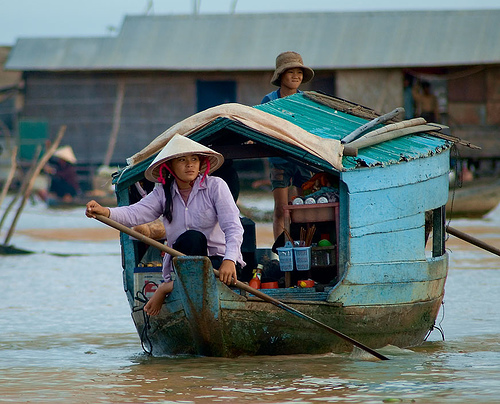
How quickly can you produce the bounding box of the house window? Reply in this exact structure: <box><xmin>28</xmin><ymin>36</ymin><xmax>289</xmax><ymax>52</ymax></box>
<box><xmin>196</xmin><ymin>80</ymin><xmax>236</xmax><ymax>112</ymax></box>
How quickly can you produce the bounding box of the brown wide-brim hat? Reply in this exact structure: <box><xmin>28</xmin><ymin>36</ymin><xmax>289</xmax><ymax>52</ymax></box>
<box><xmin>271</xmin><ymin>51</ymin><xmax>315</xmax><ymax>87</ymax></box>
<box><xmin>145</xmin><ymin>134</ymin><xmax>224</xmax><ymax>183</ymax></box>
<box><xmin>53</xmin><ymin>145</ymin><xmax>77</xmax><ymax>164</ymax></box>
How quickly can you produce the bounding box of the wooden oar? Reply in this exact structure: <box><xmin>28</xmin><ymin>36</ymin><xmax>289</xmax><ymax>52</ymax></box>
<box><xmin>94</xmin><ymin>214</ymin><xmax>389</xmax><ymax>361</ymax></box>
<box><xmin>218</xmin><ymin>270</ymin><xmax>389</xmax><ymax>360</ymax></box>
<box><xmin>341</xmin><ymin>107</ymin><xmax>404</xmax><ymax>144</ymax></box>
<box><xmin>447</xmin><ymin>225</ymin><xmax>500</xmax><ymax>257</ymax></box>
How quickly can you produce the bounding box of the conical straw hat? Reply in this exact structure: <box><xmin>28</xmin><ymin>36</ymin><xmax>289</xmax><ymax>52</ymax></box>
<box><xmin>53</xmin><ymin>145</ymin><xmax>77</xmax><ymax>164</ymax></box>
<box><xmin>145</xmin><ymin>134</ymin><xmax>224</xmax><ymax>183</ymax></box>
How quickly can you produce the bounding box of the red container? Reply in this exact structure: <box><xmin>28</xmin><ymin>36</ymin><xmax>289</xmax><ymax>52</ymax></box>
<box><xmin>261</xmin><ymin>282</ymin><xmax>279</xmax><ymax>289</ymax></box>
<box><xmin>297</xmin><ymin>279</ymin><xmax>314</xmax><ymax>288</ymax></box>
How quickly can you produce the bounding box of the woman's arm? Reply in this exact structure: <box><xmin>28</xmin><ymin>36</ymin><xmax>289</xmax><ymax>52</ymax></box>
<box><xmin>210</xmin><ymin>178</ymin><xmax>244</xmax><ymax>272</ymax></box>
<box><xmin>108</xmin><ymin>186</ymin><xmax>165</xmax><ymax>228</ymax></box>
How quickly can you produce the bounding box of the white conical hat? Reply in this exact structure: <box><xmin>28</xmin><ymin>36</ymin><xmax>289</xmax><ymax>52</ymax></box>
<box><xmin>144</xmin><ymin>134</ymin><xmax>224</xmax><ymax>183</ymax></box>
<box><xmin>53</xmin><ymin>145</ymin><xmax>77</xmax><ymax>164</ymax></box>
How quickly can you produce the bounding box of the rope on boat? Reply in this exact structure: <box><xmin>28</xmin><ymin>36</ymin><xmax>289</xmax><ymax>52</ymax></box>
<box><xmin>132</xmin><ymin>281</ymin><xmax>158</xmax><ymax>355</ymax></box>
<box><xmin>425</xmin><ymin>300</ymin><xmax>446</xmax><ymax>342</ymax></box>
<box><xmin>446</xmin><ymin>144</ymin><xmax>461</xmax><ymax>226</ymax></box>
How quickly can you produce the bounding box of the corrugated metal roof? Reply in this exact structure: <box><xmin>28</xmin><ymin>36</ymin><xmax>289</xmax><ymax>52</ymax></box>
<box><xmin>254</xmin><ymin>92</ymin><xmax>451</xmax><ymax>171</ymax></box>
<box><xmin>6</xmin><ymin>10</ymin><xmax>500</xmax><ymax>71</ymax></box>
<box><xmin>5</xmin><ymin>38</ymin><xmax>116</xmax><ymax>70</ymax></box>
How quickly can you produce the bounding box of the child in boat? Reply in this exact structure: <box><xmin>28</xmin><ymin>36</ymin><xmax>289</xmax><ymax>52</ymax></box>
<box><xmin>85</xmin><ymin>134</ymin><xmax>245</xmax><ymax>316</ymax></box>
<box><xmin>261</xmin><ymin>51</ymin><xmax>315</xmax><ymax>239</ymax></box>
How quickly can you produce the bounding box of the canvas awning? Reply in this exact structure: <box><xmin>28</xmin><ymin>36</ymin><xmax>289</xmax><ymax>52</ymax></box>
<box><xmin>126</xmin><ymin>103</ymin><xmax>344</xmax><ymax>171</ymax></box>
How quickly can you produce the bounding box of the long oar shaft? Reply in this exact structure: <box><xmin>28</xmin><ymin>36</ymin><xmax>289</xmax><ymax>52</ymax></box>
<box><xmin>228</xmin><ymin>274</ymin><xmax>389</xmax><ymax>360</ymax></box>
<box><xmin>95</xmin><ymin>214</ymin><xmax>183</xmax><ymax>257</ymax></box>
<box><xmin>94</xmin><ymin>214</ymin><xmax>389</xmax><ymax>361</ymax></box>
<box><xmin>447</xmin><ymin>225</ymin><xmax>500</xmax><ymax>257</ymax></box>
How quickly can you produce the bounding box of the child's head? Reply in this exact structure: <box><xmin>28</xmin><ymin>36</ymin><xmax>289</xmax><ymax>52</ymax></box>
<box><xmin>271</xmin><ymin>51</ymin><xmax>314</xmax><ymax>87</ymax></box>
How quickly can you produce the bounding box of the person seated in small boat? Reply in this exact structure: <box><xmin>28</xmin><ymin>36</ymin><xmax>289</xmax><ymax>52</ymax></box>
<box><xmin>85</xmin><ymin>134</ymin><xmax>245</xmax><ymax>316</ymax></box>
<box><xmin>41</xmin><ymin>145</ymin><xmax>81</xmax><ymax>203</ymax></box>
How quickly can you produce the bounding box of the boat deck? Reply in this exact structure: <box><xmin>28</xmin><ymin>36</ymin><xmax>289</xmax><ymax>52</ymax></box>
<box><xmin>235</xmin><ymin>285</ymin><xmax>338</xmax><ymax>302</ymax></box>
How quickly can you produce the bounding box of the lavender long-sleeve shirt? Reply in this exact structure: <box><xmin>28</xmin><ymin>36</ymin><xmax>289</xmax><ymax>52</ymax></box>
<box><xmin>109</xmin><ymin>175</ymin><xmax>245</xmax><ymax>282</ymax></box>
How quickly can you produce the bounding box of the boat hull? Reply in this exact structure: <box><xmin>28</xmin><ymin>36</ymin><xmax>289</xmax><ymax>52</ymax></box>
<box><xmin>132</xmin><ymin>256</ymin><xmax>446</xmax><ymax>357</ymax></box>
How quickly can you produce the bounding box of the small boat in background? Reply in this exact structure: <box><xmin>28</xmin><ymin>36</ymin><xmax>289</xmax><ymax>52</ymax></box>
<box><xmin>447</xmin><ymin>177</ymin><xmax>500</xmax><ymax>218</ymax></box>
<box><xmin>44</xmin><ymin>165</ymin><xmax>118</xmax><ymax>209</ymax></box>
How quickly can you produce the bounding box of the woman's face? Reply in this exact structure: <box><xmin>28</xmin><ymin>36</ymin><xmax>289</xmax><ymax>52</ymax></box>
<box><xmin>280</xmin><ymin>68</ymin><xmax>304</xmax><ymax>92</ymax></box>
<box><xmin>170</xmin><ymin>154</ymin><xmax>201</xmax><ymax>187</ymax></box>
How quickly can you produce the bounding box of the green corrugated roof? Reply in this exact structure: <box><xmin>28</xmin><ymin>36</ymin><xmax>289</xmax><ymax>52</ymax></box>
<box><xmin>114</xmin><ymin>92</ymin><xmax>451</xmax><ymax>187</ymax></box>
<box><xmin>253</xmin><ymin>92</ymin><xmax>451</xmax><ymax>171</ymax></box>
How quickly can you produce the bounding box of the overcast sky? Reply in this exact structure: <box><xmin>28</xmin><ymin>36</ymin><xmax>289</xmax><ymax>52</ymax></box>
<box><xmin>1</xmin><ymin>0</ymin><xmax>499</xmax><ymax>46</ymax></box>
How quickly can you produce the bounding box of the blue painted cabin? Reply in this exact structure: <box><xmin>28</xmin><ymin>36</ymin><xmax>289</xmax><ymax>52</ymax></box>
<box><xmin>112</xmin><ymin>91</ymin><xmax>452</xmax><ymax>356</ymax></box>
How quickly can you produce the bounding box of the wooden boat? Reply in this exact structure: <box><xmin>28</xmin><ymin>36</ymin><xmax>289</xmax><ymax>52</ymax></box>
<box><xmin>111</xmin><ymin>92</ymin><xmax>454</xmax><ymax>357</ymax></box>
<box><xmin>446</xmin><ymin>177</ymin><xmax>500</xmax><ymax>218</ymax></box>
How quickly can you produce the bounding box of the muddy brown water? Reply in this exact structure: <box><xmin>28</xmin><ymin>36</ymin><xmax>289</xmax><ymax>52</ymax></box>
<box><xmin>1</xmin><ymin>198</ymin><xmax>499</xmax><ymax>403</ymax></box>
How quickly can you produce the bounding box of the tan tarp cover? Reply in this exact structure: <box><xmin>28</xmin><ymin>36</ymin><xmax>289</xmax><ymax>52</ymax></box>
<box><xmin>127</xmin><ymin>103</ymin><xmax>344</xmax><ymax>171</ymax></box>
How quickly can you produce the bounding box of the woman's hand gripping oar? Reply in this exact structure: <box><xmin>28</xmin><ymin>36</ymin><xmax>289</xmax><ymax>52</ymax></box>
<box><xmin>93</xmin><ymin>214</ymin><xmax>389</xmax><ymax>361</ymax></box>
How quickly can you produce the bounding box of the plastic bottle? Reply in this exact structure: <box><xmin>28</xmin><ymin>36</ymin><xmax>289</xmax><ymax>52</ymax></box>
<box><xmin>249</xmin><ymin>264</ymin><xmax>263</xmax><ymax>289</ymax></box>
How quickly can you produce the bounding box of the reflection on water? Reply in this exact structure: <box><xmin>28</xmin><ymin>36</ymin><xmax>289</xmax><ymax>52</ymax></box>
<box><xmin>0</xmin><ymin>201</ymin><xmax>499</xmax><ymax>403</ymax></box>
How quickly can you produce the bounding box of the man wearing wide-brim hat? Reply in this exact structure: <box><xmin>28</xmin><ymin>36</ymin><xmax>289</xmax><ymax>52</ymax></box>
<box><xmin>261</xmin><ymin>51</ymin><xmax>315</xmax><ymax>239</ymax></box>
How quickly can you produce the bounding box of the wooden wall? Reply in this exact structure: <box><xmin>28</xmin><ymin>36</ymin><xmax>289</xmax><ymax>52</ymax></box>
<box><xmin>447</xmin><ymin>66</ymin><xmax>500</xmax><ymax>159</ymax></box>
<box><xmin>336</xmin><ymin>69</ymin><xmax>402</xmax><ymax>115</ymax></box>
<box><xmin>17</xmin><ymin>65</ymin><xmax>500</xmax><ymax>186</ymax></box>
<box><xmin>20</xmin><ymin>70</ymin><xmax>323</xmax><ymax>168</ymax></box>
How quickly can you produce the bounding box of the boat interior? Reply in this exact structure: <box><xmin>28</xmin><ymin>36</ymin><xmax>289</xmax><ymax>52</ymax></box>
<box><xmin>117</xmin><ymin>119</ymin><xmax>343</xmax><ymax>296</ymax></box>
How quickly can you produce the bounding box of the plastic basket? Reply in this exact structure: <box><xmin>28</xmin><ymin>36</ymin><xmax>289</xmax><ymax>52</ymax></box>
<box><xmin>277</xmin><ymin>241</ymin><xmax>294</xmax><ymax>272</ymax></box>
<box><xmin>294</xmin><ymin>246</ymin><xmax>311</xmax><ymax>271</ymax></box>
<box><xmin>311</xmin><ymin>246</ymin><xmax>336</xmax><ymax>267</ymax></box>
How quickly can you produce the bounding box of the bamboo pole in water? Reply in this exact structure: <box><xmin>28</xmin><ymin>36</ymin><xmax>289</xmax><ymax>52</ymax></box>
<box><xmin>3</xmin><ymin>126</ymin><xmax>66</xmax><ymax>246</ymax></box>
<box><xmin>0</xmin><ymin>146</ymin><xmax>41</xmax><ymax>232</ymax></box>
<box><xmin>102</xmin><ymin>80</ymin><xmax>125</xmax><ymax>168</ymax></box>
<box><xmin>0</xmin><ymin>145</ymin><xmax>18</xmax><ymax>209</ymax></box>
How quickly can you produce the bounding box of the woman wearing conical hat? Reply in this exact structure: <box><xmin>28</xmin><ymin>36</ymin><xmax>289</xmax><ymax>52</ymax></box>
<box><xmin>86</xmin><ymin>135</ymin><xmax>245</xmax><ymax>316</ymax></box>
<box><xmin>46</xmin><ymin>145</ymin><xmax>81</xmax><ymax>202</ymax></box>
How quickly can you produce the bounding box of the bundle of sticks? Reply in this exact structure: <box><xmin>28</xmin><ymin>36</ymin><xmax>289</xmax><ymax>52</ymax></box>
<box><xmin>302</xmin><ymin>225</ymin><xmax>316</xmax><ymax>246</ymax></box>
<box><xmin>283</xmin><ymin>225</ymin><xmax>316</xmax><ymax>246</ymax></box>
